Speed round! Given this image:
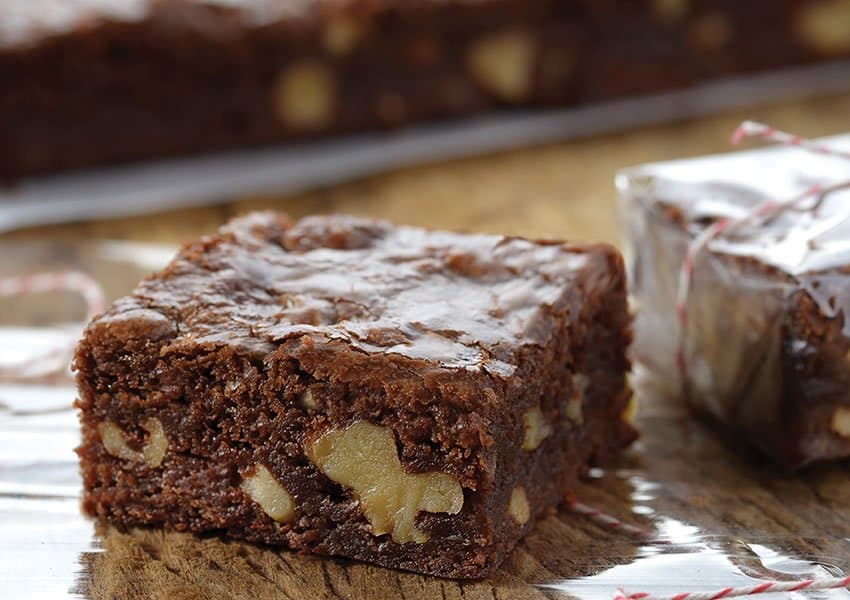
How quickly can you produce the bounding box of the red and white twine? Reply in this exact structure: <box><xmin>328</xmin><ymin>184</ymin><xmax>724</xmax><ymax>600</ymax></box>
<box><xmin>614</xmin><ymin>576</ymin><xmax>850</xmax><ymax>600</ymax></box>
<box><xmin>565</xmin><ymin>495</ymin><xmax>657</xmax><ymax>542</ymax></box>
<box><xmin>665</xmin><ymin>121</ymin><xmax>850</xmax><ymax>599</ymax></box>
<box><xmin>730</xmin><ymin>120</ymin><xmax>850</xmax><ymax>161</ymax></box>
<box><xmin>0</xmin><ymin>270</ymin><xmax>106</xmax><ymax>378</ymax></box>
<box><xmin>676</xmin><ymin>122</ymin><xmax>850</xmax><ymax>372</ymax></box>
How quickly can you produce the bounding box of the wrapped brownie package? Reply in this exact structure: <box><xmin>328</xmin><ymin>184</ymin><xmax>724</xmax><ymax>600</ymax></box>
<box><xmin>618</xmin><ymin>135</ymin><xmax>850</xmax><ymax>469</ymax></box>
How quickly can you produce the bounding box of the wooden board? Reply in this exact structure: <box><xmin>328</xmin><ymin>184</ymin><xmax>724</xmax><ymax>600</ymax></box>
<box><xmin>5</xmin><ymin>93</ymin><xmax>850</xmax><ymax>599</ymax></box>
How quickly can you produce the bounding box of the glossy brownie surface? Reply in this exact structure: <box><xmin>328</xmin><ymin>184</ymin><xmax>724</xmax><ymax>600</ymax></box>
<box><xmin>120</xmin><ymin>212</ymin><xmax>616</xmax><ymax>374</ymax></box>
<box><xmin>622</xmin><ymin>145</ymin><xmax>850</xmax><ymax>469</ymax></box>
<box><xmin>75</xmin><ymin>213</ymin><xmax>636</xmax><ymax>578</ymax></box>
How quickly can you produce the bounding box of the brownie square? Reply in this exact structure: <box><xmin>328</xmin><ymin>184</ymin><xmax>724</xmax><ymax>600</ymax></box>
<box><xmin>75</xmin><ymin>213</ymin><xmax>636</xmax><ymax>579</ymax></box>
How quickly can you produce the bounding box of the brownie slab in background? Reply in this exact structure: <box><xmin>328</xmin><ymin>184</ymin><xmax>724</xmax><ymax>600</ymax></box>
<box><xmin>5</xmin><ymin>0</ymin><xmax>850</xmax><ymax>179</ymax></box>
<box><xmin>619</xmin><ymin>136</ymin><xmax>850</xmax><ymax>469</ymax></box>
<box><xmin>74</xmin><ymin>213</ymin><xmax>636</xmax><ymax>579</ymax></box>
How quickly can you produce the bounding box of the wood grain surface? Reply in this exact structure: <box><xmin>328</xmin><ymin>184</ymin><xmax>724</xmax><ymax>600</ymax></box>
<box><xmin>7</xmin><ymin>93</ymin><xmax>850</xmax><ymax>599</ymax></box>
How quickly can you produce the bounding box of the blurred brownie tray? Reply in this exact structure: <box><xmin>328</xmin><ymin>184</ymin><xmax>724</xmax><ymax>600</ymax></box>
<box><xmin>4</xmin><ymin>0</ymin><xmax>850</xmax><ymax>179</ymax></box>
<box><xmin>74</xmin><ymin>213</ymin><xmax>637</xmax><ymax>578</ymax></box>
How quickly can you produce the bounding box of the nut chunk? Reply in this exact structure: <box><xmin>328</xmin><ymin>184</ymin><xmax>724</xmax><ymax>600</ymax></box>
<box><xmin>307</xmin><ymin>420</ymin><xmax>463</xmax><ymax>544</ymax></box>
<box><xmin>508</xmin><ymin>487</ymin><xmax>530</xmax><ymax>525</ymax></box>
<box><xmin>467</xmin><ymin>31</ymin><xmax>535</xmax><ymax>102</ymax></box>
<box><xmin>796</xmin><ymin>0</ymin><xmax>850</xmax><ymax>54</ymax></box>
<box><xmin>833</xmin><ymin>407</ymin><xmax>850</xmax><ymax>438</ymax></box>
<box><xmin>75</xmin><ymin>213</ymin><xmax>635</xmax><ymax>579</ymax></box>
<box><xmin>241</xmin><ymin>464</ymin><xmax>296</xmax><ymax>523</ymax></box>
<box><xmin>275</xmin><ymin>60</ymin><xmax>336</xmax><ymax>129</ymax></box>
<box><xmin>97</xmin><ymin>418</ymin><xmax>167</xmax><ymax>468</ymax></box>
<box><xmin>522</xmin><ymin>406</ymin><xmax>552</xmax><ymax>451</ymax></box>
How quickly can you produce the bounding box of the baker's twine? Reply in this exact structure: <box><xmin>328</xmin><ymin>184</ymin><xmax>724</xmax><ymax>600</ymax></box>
<box><xmin>662</xmin><ymin>121</ymin><xmax>850</xmax><ymax>599</ymax></box>
<box><xmin>613</xmin><ymin>576</ymin><xmax>850</xmax><ymax>600</ymax></box>
<box><xmin>564</xmin><ymin>493</ymin><xmax>657</xmax><ymax>542</ymax></box>
<box><xmin>675</xmin><ymin>122</ymin><xmax>850</xmax><ymax>373</ymax></box>
<box><xmin>0</xmin><ymin>270</ymin><xmax>107</xmax><ymax>378</ymax></box>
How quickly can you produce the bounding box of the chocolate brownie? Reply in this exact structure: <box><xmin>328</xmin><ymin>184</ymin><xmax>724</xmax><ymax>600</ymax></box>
<box><xmin>74</xmin><ymin>213</ymin><xmax>636</xmax><ymax>579</ymax></box>
<box><xmin>620</xmin><ymin>146</ymin><xmax>850</xmax><ymax>469</ymax></box>
<box><xmin>5</xmin><ymin>0</ymin><xmax>850</xmax><ymax>179</ymax></box>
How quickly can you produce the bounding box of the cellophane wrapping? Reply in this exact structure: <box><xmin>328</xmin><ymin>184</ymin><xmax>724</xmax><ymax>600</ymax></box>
<box><xmin>618</xmin><ymin>136</ymin><xmax>850</xmax><ymax>467</ymax></box>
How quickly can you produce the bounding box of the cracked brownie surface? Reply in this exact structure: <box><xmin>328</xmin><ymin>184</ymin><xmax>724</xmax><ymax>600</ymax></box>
<box><xmin>75</xmin><ymin>212</ymin><xmax>636</xmax><ymax>578</ymax></box>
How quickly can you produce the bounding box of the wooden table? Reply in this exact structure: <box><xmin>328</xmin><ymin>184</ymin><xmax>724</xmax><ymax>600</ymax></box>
<box><xmin>7</xmin><ymin>93</ymin><xmax>850</xmax><ymax>599</ymax></box>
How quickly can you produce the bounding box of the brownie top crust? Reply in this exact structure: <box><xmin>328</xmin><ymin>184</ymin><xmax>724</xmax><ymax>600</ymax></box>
<box><xmin>620</xmin><ymin>136</ymin><xmax>850</xmax><ymax>331</ymax></box>
<box><xmin>97</xmin><ymin>213</ymin><xmax>621</xmax><ymax>378</ymax></box>
<box><xmin>622</xmin><ymin>137</ymin><xmax>850</xmax><ymax>276</ymax></box>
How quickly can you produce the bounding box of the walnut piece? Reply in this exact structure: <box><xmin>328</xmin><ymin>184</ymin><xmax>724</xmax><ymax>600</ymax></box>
<box><xmin>622</xmin><ymin>393</ymin><xmax>639</xmax><ymax>423</ymax></box>
<box><xmin>98</xmin><ymin>418</ymin><xmax>167</xmax><ymax>468</ymax></box>
<box><xmin>322</xmin><ymin>18</ymin><xmax>362</xmax><ymax>56</ymax></box>
<box><xmin>652</xmin><ymin>0</ymin><xmax>690</xmax><ymax>23</ymax></box>
<box><xmin>564</xmin><ymin>398</ymin><xmax>583</xmax><ymax>424</ymax></box>
<box><xmin>564</xmin><ymin>373</ymin><xmax>589</xmax><ymax>424</ymax></box>
<box><xmin>509</xmin><ymin>486</ymin><xmax>530</xmax><ymax>525</ymax></box>
<box><xmin>796</xmin><ymin>0</ymin><xmax>850</xmax><ymax>54</ymax></box>
<box><xmin>522</xmin><ymin>406</ymin><xmax>552</xmax><ymax>451</ymax></box>
<box><xmin>299</xmin><ymin>389</ymin><xmax>319</xmax><ymax>410</ymax></box>
<box><xmin>275</xmin><ymin>60</ymin><xmax>336</xmax><ymax>129</ymax></box>
<box><xmin>467</xmin><ymin>31</ymin><xmax>536</xmax><ymax>102</ymax></box>
<box><xmin>241</xmin><ymin>464</ymin><xmax>295</xmax><ymax>523</ymax></box>
<box><xmin>832</xmin><ymin>407</ymin><xmax>850</xmax><ymax>438</ymax></box>
<box><xmin>306</xmin><ymin>420</ymin><xmax>464</xmax><ymax>544</ymax></box>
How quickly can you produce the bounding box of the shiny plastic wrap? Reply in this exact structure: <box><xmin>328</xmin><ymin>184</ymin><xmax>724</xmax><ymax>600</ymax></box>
<box><xmin>618</xmin><ymin>136</ymin><xmax>850</xmax><ymax>469</ymax></box>
<box><xmin>4</xmin><ymin>240</ymin><xmax>850</xmax><ymax>596</ymax></box>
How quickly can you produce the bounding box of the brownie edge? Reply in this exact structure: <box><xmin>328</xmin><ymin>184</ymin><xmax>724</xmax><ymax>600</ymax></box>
<box><xmin>75</xmin><ymin>213</ymin><xmax>637</xmax><ymax>578</ymax></box>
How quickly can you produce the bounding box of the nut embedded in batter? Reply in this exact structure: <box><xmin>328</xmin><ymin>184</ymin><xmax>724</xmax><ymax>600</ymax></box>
<box><xmin>522</xmin><ymin>406</ymin><xmax>552</xmax><ymax>451</ymax></box>
<box><xmin>622</xmin><ymin>393</ymin><xmax>638</xmax><ymax>423</ymax></box>
<box><xmin>322</xmin><ymin>18</ymin><xmax>362</xmax><ymax>56</ymax></box>
<box><xmin>467</xmin><ymin>31</ymin><xmax>536</xmax><ymax>102</ymax></box>
<box><xmin>509</xmin><ymin>486</ymin><xmax>530</xmax><ymax>525</ymax></box>
<box><xmin>564</xmin><ymin>373</ymin><xmax>589</xmax><ymax>424</ymax></box>
<box><xmin>275</xmin><ymin>60</ymin><xmax>336</xmax><ymax>129</ymax></box>
<box><xmin>97</xmin><ymin>418</ymin><xmax>168</xmax><ymax>468</ymax></box>
<box><xmin>832</xmin><ymin>406</ymin><xmax>850</xmax><ymax>438</ymax></box>
<box><xmin>241</xmin><ymin>464</ymin><xmax>296</xmax><ymax>523</ymax></box>
<box><xmin>652</xmin><ymin>0</ymin><xmax>690</xmax><ymax>23</ymax></box>
<box><xmin>796</xmin><ymin>0</ymin><xmax>850</xmax><ymax>54</ymax></box>
<box><xmin>299</xmin><ymin>389</ymin><xmax>319</xmax><ymax>410</ymax></box>
<box><xmin>306</xmin><ymin>420</ymin><xmax>464</xmax><ymax>544</ymax></box>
